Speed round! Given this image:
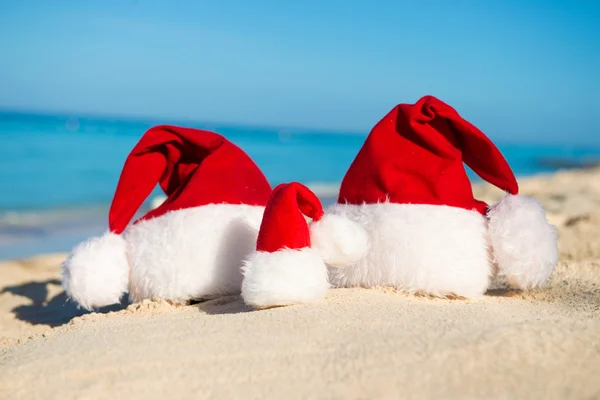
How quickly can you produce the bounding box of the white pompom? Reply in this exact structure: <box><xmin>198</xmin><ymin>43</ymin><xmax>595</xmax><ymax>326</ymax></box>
<box><xmin>487</xmin><ymin>194</ymin><xmax>558</xmax><ymax>290</ymax></box>
<box><xmin>61</xmin><ymin>232</ymin><xmax>130</xmax><ymax>310</ymax></box>
<box><xmin>309</xmin><ymin>213</ymin><xmax>370</xmax><ymax>267</ymax></box>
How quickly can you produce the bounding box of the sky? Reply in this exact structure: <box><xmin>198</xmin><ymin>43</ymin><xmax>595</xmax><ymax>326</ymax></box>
<box><xmin>1</xmin><ymin>0</ymin><xmax>599</xmax><ymax>144</ymax></box>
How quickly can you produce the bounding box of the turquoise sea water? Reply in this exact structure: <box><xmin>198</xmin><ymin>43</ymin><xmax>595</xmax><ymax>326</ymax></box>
<box><xmin>1</xmin><ymin>111</ymin><xmax>599</xmax><ymax>259</ymax></box>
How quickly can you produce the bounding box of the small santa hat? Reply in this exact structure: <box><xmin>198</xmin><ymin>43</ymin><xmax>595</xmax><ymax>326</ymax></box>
<box><xmin>241</xmin><ymin>182</ymin><xmax>369</xmax><ymax>308</ymax></box>
<box><xmin>337</xmin><ymin>95</ymin><xmax>558</xmax><ymax>290</ymax></box>
<box><xmin>62</xmin><ymin>125</ymin><xmax>272</xmax><ymax>310</ymax></box>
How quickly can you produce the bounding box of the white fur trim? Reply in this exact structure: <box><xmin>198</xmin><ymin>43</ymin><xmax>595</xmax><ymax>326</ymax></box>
<box><xmin>124</xmin><ymin>204</ymin><xmax>264</xmax><ymax>303</ymax></box>
<box><xmin>241</xmin><ymin>248</ymin><xmax>330</xmax><ymax>308</ymax></box>
<box><xmin>310</xmin><ymin>213</ymin><xmax>370</xmax><ymax>267</ymax></box>
<box><xmin>487</xmin><ymin>194</ymin><xmax>558</xmax><ymax>290</ymax></box>
<box><xmin>326</xmin><ymin>202</ymin><xmax>492</xmax><ymax>298</ymax></box>
<box><xmin>61</xmin><ymin>232</ymin><xmax>129</xmax><ymax>310</ymax></box>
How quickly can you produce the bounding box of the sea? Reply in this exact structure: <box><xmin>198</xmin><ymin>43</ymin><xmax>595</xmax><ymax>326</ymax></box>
<box><xmin>2</xmin><ymin>111</ymin><xmax>600</xmax><ymax>260</ymax></box>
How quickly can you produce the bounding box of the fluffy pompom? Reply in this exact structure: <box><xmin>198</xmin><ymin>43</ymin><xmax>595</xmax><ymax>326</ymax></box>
<box><xmin>241</xmin><ymin>248</ymin><xmax>330</xmax><ymax>308</ymax></box>
<box><xmin>487</xmin><ymin>194</ymin><xmax>558</xmax><ymax>290</ymax></box>
<box><xmin>309</xmin><ymin>213</ymin><xmax>370</xmax><ymax>267</ymax></box>
<box><xmin>61</xmin><ymin>232</ymin><xmax>130</xmax><ymax>310</ymax></box>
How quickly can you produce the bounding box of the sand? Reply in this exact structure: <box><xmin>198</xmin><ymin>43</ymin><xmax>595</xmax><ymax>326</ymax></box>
<box><xmin>1</xmin><ymin>168</ymin><xmax>599</xmax><ymax>400</ymax></box>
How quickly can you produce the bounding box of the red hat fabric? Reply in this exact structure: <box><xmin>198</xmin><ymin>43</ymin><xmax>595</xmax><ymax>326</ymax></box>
<box><xmin>256</xmin><ymin>182</ymin><xmax>325</xmax><ymax>253</ymax></box>
<box><xmin>338</xmin><ymin>95</ymin><xmax>519</xmax><ymax>214</ymax></box>
<box><xmin>108</xmin><ymin>125</ymin><xmax>272</xmax><ymax>234</ymax></box>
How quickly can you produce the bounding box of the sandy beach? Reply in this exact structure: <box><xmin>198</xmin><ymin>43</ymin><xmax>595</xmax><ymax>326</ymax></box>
<box><xmin>1</xmin><ymin>167</ymin><xmax>599</xmax><ymax>400</ymax></box>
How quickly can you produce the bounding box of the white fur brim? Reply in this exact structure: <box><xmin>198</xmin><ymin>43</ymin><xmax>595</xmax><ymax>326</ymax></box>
<box><xmin>62</xmin><ymin>204</ymin><xmax>265</xmax><ymax>309</ymax></box>
<box><xmin>241</xmin><ymin>247</ymin><xmax>330</xmax><ymax>308</ymax></box>
<box><xmin>125</xmin><ymin>204</ymin><xmax>265</xmax><ymax>303</ymax></box>
<box><xmin>487</xmin><ymin>194</ymin><xmax>558</xmax><ymax>289</ymax></box>
<box><xmin>326</xmin><ymin>202</ymin><xmax>492</xmax><ymax>298</ymax></box>
<box><xmin>61</xmin><ymin>232</ymin><xmax>129</xmax><ymax>310</ymax></box>
<box><xmin>310</xmin><ymin>213</ymin><xmax>370</xmax><ymax>267</ymax></box>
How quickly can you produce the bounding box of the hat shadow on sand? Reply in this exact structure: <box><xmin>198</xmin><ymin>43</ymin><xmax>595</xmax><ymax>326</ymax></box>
<box><xmin>2</xmin><ymin>279</ymin><xmax>127</xmax><ymax>327</ymax></box>
<box><xmin>192</xmin><ymin>295</ymin><xmax>255</xmax><ymax>315</ymax></box>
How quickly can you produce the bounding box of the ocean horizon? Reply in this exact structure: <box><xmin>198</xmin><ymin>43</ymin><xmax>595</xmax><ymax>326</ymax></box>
<box><xmin>2</xmin><ymin>110</ymin><xmax>600</xmax><ymax>260</ymax></box>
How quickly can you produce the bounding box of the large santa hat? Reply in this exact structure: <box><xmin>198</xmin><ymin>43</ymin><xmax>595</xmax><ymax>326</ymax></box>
<box><xmin>332</xmin><ymin>95</ymin><xmax>558</xmax><ymax>292</ymax></box>
<box><xmin>241</xmin><ymin>182</ymin><xmax>369</xmax><ymax>308</ymax></box>
<box><xmin>62</xmin><ymin>125</ymin><xmax>272</xmax><ymax>310</ymax></box>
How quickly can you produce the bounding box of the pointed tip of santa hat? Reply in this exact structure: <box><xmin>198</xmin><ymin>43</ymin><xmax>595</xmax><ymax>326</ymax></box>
<box><xmin>241</xmin><ymin>182</ymin><xmax>369</xmax><ymax>308</ymax></box>
<box><xmin>62</xmin><ymin>125</ymin><xmax>272</xmax><ymax>310</ymax></box>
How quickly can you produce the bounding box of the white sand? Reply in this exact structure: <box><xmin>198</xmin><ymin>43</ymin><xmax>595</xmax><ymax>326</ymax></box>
<box><xmin>1</xmin><ymin>168</ymin><xmax>600</xmax><ymax>399</ymax></box>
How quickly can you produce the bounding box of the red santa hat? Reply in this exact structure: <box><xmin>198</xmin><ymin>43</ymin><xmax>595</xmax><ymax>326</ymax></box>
<box><xmin>62</xmin><ymin>125</ymin><xmax>272</xmax><ymax>310</ymax></box>
<box><xmin>241</xmin><ymin>182</ymin><xmax>369</xmax><ymax>308</ymax></box>
<box><xmin>339</xmin><ymin>95</ymin><xmax>519</xmax><ymax>212</ymax></box>
<box><xmin>334</xmin><ymin>95</ymin><xmax>558</xmax><ymax>291</ymax></box>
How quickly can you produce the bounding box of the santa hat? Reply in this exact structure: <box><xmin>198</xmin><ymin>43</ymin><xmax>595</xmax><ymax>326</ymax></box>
<box><xmin>337</xmin><ymin>95</ymin><xmax>558</xmax><ymax>290</ymax></box>
<box><xmin>62</xmin><ymin>125</ymin><xmax>272</xmax><ymax>310</ymax></box>
<box><xmin>241</xmin><ymin>182</ymin><xmax>369</xmax><ymax>308</ymax></box>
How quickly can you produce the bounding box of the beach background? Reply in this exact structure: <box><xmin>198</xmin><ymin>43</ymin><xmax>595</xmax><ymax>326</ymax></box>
<box><xmin>2</xmin><ymin>112</ymin><xmax>600</xmax><ymax>260</ymax></box>
<box><xmin>1</xmin><ymin>1</ymin><xmax>600</xmax><ymax>399</ymax></box>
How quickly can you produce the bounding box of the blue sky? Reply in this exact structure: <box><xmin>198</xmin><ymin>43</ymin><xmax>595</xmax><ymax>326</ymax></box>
<box><xmin>1</xmin><ymin>0</ymin><xmax>599</xmax><ymax>143</ymax></box>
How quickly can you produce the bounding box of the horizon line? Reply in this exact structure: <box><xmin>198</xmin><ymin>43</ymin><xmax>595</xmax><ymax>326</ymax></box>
<box><xmin>0</xmin><ymin>106</ymin><xmax>369</xmax><ymax>137</ymax></box>
<box><xmin>1</xmin><ymin>106</ymin><xmax>599</xmax><ymax>149</ymax></box>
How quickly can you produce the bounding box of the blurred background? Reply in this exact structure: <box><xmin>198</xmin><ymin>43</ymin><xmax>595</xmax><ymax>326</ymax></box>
<box><xmin>1</xmin><ymin>0</ymin><xmax>599</xmax><ymax>260</ymax></box>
